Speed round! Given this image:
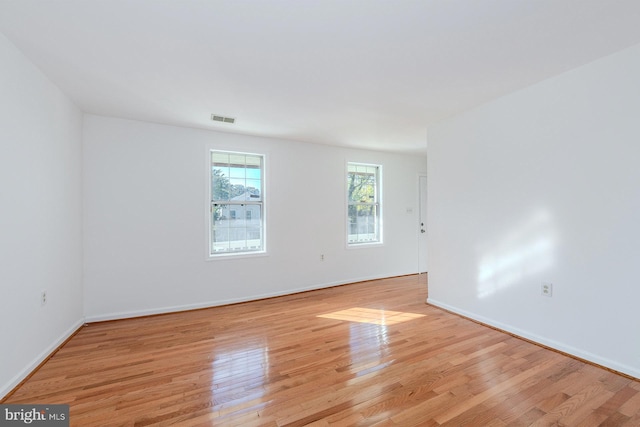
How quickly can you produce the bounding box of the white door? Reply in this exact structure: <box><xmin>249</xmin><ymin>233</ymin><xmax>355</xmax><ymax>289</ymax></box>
<box><xmin>419</xmin><ymin>175</ymin><xmax>428</xmax><ymax>272</ymax></box>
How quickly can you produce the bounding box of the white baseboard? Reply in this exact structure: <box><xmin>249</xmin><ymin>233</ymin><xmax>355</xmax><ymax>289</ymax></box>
<box><xmin>1</xmin><ymin>318</ymin><xmax>85</xmax><ymax>400</ymax></box>
<box><xmin>427</xmin><ymin>298</ymin><xmax>639</xmax><ymax>380</ymax></box>
<box><xmin>85</xmin><ymin>272</ymin><xmax>412</xmax><ymax>323</ymax></box>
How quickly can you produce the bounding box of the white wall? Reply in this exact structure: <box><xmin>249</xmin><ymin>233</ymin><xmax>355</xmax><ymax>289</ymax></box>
<box><xmin>0</xmin><ymin>33</ymin><xmax>84</xmax><ymax>398</ymax></box>
<box><xmin>428</xmin><ymin>43</ymin><xmax>640</xmax><ymax>378</ymax></box>
<box><xmin>83</xmin><ymin>115</ymin><xmax>427</xmax><ymax>320</ymax></box>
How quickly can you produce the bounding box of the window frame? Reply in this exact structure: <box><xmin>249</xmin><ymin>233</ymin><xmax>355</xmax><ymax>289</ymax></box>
<box><xmin>346</xmin><ymin>162</ymin><xmax>383</xmax><ymax>247</ymax></box>
<box><xmin>208</xmin><ymin>149</ymin><xmax>267</xmax><ymax>258</ymax></box>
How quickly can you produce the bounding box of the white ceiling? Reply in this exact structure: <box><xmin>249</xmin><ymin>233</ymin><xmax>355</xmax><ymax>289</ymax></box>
<box><xmin>2</xmin><ymin>1</ymin><xmax>640</xmax><ymax>155</ymax></box>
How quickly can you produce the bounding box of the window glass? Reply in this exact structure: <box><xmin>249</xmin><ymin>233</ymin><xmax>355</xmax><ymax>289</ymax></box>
<box><xmin>347</xmin><ymin>163</ymin><xmax>381</xmax><ymax>245</ymax></box>
<box><xmin>210</xmin><ymin>151</ymin><xmax>265</xmax><ymax>255</ymax></box>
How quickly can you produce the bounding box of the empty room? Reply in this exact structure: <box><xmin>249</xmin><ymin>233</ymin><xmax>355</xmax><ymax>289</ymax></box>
<box><xmin>1</xmin><ymin>1</ymin><xmax>639</xmax><ymax>425</ymax></box>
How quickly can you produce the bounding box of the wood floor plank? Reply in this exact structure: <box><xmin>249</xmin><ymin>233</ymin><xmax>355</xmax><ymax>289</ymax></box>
<box><xmin>3</xmin><ymin>274</ymin><xmax>639</xmax><ymax>426</ymax></box>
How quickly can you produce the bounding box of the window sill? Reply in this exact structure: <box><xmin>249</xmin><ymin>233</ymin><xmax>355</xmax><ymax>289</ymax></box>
<box><xmin>346</xmin><ymin>241</ymin><xmax>383</xmax><ymax>249</ymax></box>
<box><xmin>207</xmin><ymin>251</ymin><xmax>268</xmax><ymax>261</ymax></box>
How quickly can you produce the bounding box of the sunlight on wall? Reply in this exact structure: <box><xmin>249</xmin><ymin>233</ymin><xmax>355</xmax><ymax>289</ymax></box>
<box><xmin>317</xmin><ymin>307</ymin><xmax>425</xmax><ymax>325</ymax></box>
<box><xmin>477</xmin><ymin>209</ymin><xmax>556</xmax><ymax>299</ymax></box>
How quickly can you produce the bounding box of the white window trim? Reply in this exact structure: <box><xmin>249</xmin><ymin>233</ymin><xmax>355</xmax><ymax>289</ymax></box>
<box><xmin>346</xmin><ymin>161</ymin><xmax>383</xmax><ymax>248</ymax></box>
<box><xmin>206</xmin><ymin>148</ymin><xmax>268</xmax><ymax>260</ymax></box>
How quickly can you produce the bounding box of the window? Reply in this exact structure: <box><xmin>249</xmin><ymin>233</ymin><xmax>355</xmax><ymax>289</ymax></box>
<box><xmin>210</xmin><ymin>151</ymin><xmax>264</xmax><ymax>256</ymax></box>
<box><xmin>347</xmin><ymin>163</ymin><xmax>381</xmax><ymax>245</ymax></box>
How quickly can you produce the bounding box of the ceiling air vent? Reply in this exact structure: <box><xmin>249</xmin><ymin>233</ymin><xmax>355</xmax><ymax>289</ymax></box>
<box><xmin>211</xmin><ymin>114</ymin><xmax>235</xmax><ymax>124</ymax></box>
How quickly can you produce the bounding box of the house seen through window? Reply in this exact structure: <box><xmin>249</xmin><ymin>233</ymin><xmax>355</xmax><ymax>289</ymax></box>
<box><xmin>210</xmin><ymin>151</ymin><xmax>264</xmax><ymax>256</ymax></box>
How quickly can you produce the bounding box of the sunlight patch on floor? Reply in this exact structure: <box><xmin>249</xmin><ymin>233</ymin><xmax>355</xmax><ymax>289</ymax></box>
<box><xmin>318</xmin><ymin>307</ymin><xmax>425</xmax><ymax>325</ymax></box>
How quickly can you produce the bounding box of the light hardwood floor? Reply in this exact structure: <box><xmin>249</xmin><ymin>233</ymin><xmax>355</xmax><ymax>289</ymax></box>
<box><xmin>4</xmin><ymin>275</ymin><xmax>640</xmax><ymax>426</ymax></box>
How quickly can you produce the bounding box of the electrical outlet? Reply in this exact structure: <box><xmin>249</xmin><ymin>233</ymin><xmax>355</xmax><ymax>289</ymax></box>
<box><xmin>41</xmin><ymin>290</ymin><xmax>47</xmax><ymax>306</ymax></box>
<box><xmin>321</xmin><ymin>254</ymin><xmax>325</xmax><ymax>261</ymax></box>
<box><xmin>541</xmin><ymin>282</ymin><xmax>552</xmax><ymax>297</ymax></box>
